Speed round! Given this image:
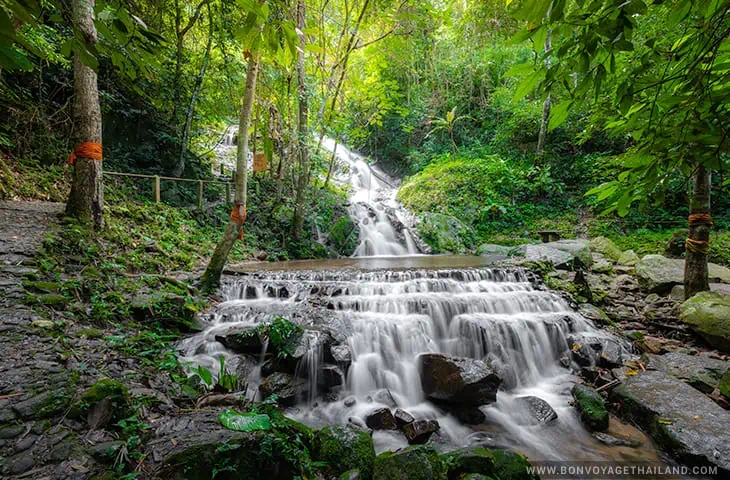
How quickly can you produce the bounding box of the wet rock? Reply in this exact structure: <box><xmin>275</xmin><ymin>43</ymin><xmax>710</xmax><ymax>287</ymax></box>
<box><xmin>331</xmin><ymin>344</ymin><xmax>352</xmax><ymax>370</ymax></box>
<box><xmin>523</xmin><ymin>244</ymin><xmax>574</xmax><ymax>270</ymax></box>
<box><xmin>572</xmin><ymin>384</ymin><xmax>609</xmax><ymax>431</ymax></box>
<box><xmin>313</xmin><ymin>425</ymin><xmax>376</xmax><ymax>478</ymax></box>
<box><xmin>394</xmin><ymin>408</ymin><xmax>415</xmax><ymax>428</ymax></box>
<box><xmin>371</xmin><ymin>389</ymin><xmax>397</xmax><ymax>408</ymax></box>
<box><xmin>318</xmin><ymin>364</ymin><xmax>345</xmax><ymax>389</ymax></box>
<box><xmin>365</xmin><ymin>407</ymin><xmax>397</xmax><ymax>430</ymax></box>
<box><xmin>636</xmin><ymin>255</ymin><xmax>730</xmax><ymax>293</ymax></box>
<box><xmin>578</xmin><ymin>304</ymin><xmax>611</xmax><ymax>326</ymax></box>
<box><xmin>374</xmin><ymin>444</ymin><xmax>445</xmax><ymax>480</ymax></box>
<box><xmin>514</xmin><ymin>396</ymin><xmax>558</xmax><ymax>425</ymax></box>
<box><xmin>403</xmin><ymin>419</ymin><xmax>440</xmax><ymax>444</ymax></box>
<box><xmin>258</xmin><ymin>372</ymin><xmax>308</xmax><ymax>406</ymax></box>
<box><xmin>590</xmin><ymin>237</ymin><xmax>623</xmax><ymax>262</ymax></box>
<box><xmin>592</xmin><ymin>432</ymin><xmax>640</xmax><ymax>447</ymax></box>
<box><xmin>216</xmin><ymin>326</ymin><xmax>267</xmax><ymax>354</ymax></box>
<box><xmin>544</xmin><ymin>239</ymin><xmax>593</xmax><ymax>268</ymax></box>
<box><xmin>644</xmin><ymin>352</ymin><xmax>728</xmax><ymax>393</ymax></box>
<box><xmin>419</xmin><ymin>354</ymin><xmax>501</xmax><ymax>406</ymax></box>
<box><xmin>344</xmin><ymin>396</ymin><xmax>357</xmax><ymax>407</ymax></box>
<box><xmin>451</xmin><ymin>406</ymin><xmax>487</xmax><ymax>425</ymax></box>
<box><xmin>680</xmin><ymin>291</ymin><xmax>730</xmax><ymax>352</ymax></box>
<box><xmin>440</xmin><ymin>447</ymin><xmax>538</xmax><ymax>480</ymax></box>
<box><xmin>611</xmin><ymin>369</ymin><xmax>730</xmax><ymax>474</ymax></box>
<box><xmin>568</xmin><ymin>333</ymin><xmax>625</xmax><ymax>368</ymax></box>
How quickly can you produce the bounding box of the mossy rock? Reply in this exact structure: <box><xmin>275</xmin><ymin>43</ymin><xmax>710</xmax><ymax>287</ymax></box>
<box><xmin>329</xmin><ymin>215</ymin><xmax>360</xmax><ymax>257</ymax></box>
<box><xmin>130</xmin><ymin>291</ymin><xmax>202</xmax><ymax>332</ymax></box>
<box><xmin>720</xmin><ymin>370</ymin><xmax>730</xmax><ymax>399</ymax></box>
<box><xmin>374</xmin><ymin>445</ymin><xmax>446</xmax><ymax>480</ymax></box>
<box><xmin>417</xmin><ymin>213</ymin><xmax>475</xmax><ymax>254</ymax></box>
<box><xmin>617</xmin><ymin>250</ymin><xmax>640</xmax><ymax>266</ymax></box>
<box><xmin>589</xmin><ymin>237</ymin><xmax>622</xmax><ymax>262</ymax></box>
<box><xmin>26</xmin><ymin>293</ymin><xmax>68</xmax><ymax>308</ymax></box>
<box><xmin>73</xmin><ymin>379</ymin><xmax>131</xmax><ymax>426</ymax></box>
<box><xmin>680</xmin><ymin>291</ymin><xmax>730</xmax><ymax>353</ymax></box>
<box><xmin>22</xmin><ymin>280</ymin><xmax>61</xmax><ymax>293</ymax></box>
<box><xmin>571</xmin><ymin>384</ymin><xmax>608</xmax><ymax>431</ymax></box>
<box><xmin>313</xmin><ymin>425</ymin><xmax>375</xmax><ymax>478</ymax></box>
<box><xmin>441</xmin><ymin>447</ymin><xmax>537</xmax><ymax>480</ymax></box>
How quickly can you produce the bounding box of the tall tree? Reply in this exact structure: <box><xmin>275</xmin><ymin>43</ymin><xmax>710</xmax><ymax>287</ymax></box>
<box><xmin>292</xmin><ymin>0</ymin><xmax>310</xmax><ymax>240</ymax></box>
<box><xmin>66</xmin><ymin>0</ymin><xmax>104</xmax><ymax>229</ymax></box>
<box><xmin>535</xmin><ymin>29</ymin><xmax>551</xmax><ymax>159</ymax></box>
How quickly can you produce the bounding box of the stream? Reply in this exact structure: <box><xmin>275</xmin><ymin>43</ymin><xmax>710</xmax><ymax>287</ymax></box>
<box><xmin>179</xmin><ymin>142</ymin><xmax>667</xmax><ymax>465</ymax></box>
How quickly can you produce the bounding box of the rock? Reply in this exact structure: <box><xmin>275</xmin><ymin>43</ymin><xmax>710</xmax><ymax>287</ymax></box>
<box><xmin>544</xmin><ymin>239</ymin><xmax>593</xmax><ymax>268</ymax></box>
<box><xmin>374</xmin><ymin>445</ymin><xmax>445</xmax><ymax>480</ymax></box>
<box><xmin>440</xmin><ymin>447</ymin><xmax>538</xmax><ymax>480</ymax></box>
<box><xmin>419</xmin><ymin>354</ymin><xmax>501</xmax><ymax>406</ymax></box>
<box><xmin>636</xmin><ymin>255</ymin><xmax>730</xmax><ymax>293</ymax></box>
<box><xmin>590</xmin><ymin>237</ymin><xmax>623</xmax><ymax>262</ymax></box>
<box><xmin>31</xmin><ymin>319</ymin><xmax>55</xmax><ymax>329</ymax></box>
<box><xmin>394</xmin><ymin>408</ymin><xmax>415</xmax><ymax>428</ymax></box>
<box><xmin>416</xmin><ymin>213</ymin><xmax>475</xmax><ymax>254</ymax></box>
<box><xmin>371</xmin><ymin>389</ymin><xmax>397</xmax><ymax>408</ymax></box>
<box><xmin>639</xmin><ymin>336</ymin><xmax>671</xmax><ymax>355</ymax></box>
<box><xmin>578</xmin><ymin>304</ymin><xmax>611</xmax><ymax>326</ymax></box>
<box><xmin>475</xmin><ymin>244</ymin><xmax>512</xmax><ymax>256</ymax></box>
<box><xmin>617</xmin><ymin>249</ymin><xmax>640</xmax><ymax>266</ymax></box>
<box><xmin>671</xmin><ymin>285</ymin><xmax>685</xmax><ymax>301</ymax></box>
<box><xmin>523</xmin><ymin>244</ymin><xmax>574</xmax><ymax>270</ymax></box>
<box><xmin>568</xmin><ymin>333</ymin><xmax>625</xmax><ymax>368</ymax></box>
<box><xmin>216</xmin><ymin>327</ymin><xmax>266</xmax><ymax>354</ymax></box>
<box><xmin>572</xmin><ymin>384</ymin><xmax>609</xmax><ymax>431</ymax></box>
<box><xmin>344</xmin><ymin>396</ymin><xmax>357</xmax><ymax>408</ymax></box>
<box><xmin>129</xmin><ymin>291</ymin><xmax>201</xmax><ymax>331</ymax></box>
<box><xmin>665</xmin><ymin>230</ymin><xmax>689</xmax><ymax>258</ymax></box>
<box><xmin>365</xmin><ymin>408</ymin><xmax>397</xmax><ymax>430</ymax></box>
<box><xmin>450</xmin><ymin>406</ymin><xmax>487</xmax><ymax>425</ymax></box>
<box><xmin>255</xmin><ymin>250</ymin><xmax>268</xmax><ymax>261</ymax></box>
<box><xmin>313</xmin><ymin>425</ymin><xmax>376</xmax><ymax>478</ymax></box>
<box><xmin>514</xmin><ymin>396</ymin><xmax>558</xmax><ymax>425</ymax></box>
<box><xmin>331</xmin><ymin>344</ymin><xmax>352</xmax><ymax>371</ymax></box>
<box><xmin>592</xmin><ymin>432</ymin><xmax>640</xmax><ymax>447</ymax></box>
<box><xmin>402</xmin><ymin>419</ymin><xmax>440</xmax><ymax>444</ymax></box>
<box><xmin>258</xmin><ymin>372</ymin><xmax>308</xmax><ymax>406</ymax></box>
<box><xmin>720</xmin><ymin>370</ymin><xmax>730</xmax><ymax>399</ymax></box>
<box><xmin>611</xmin><ymin>369</ymin><xmax>730</xmax><ymax>474</ymax></box>
<box><xmin>680</xmin><ymin>292</ymin><xmax>730</xmax><ymax>352</ymax></box>
<box><xmin>644</xmin><ymin>352</ymin><xmax>728</xmax><ymax>392</ymax></box>
<box><xmin>319</xmin><ymin>364</ymin><xmax>345</xmax><ymax>389</ymax></box>
<box><xmin>592</xmin><ymin>257</ymin><xmax>613</xmax><ymax>274</ymax></box>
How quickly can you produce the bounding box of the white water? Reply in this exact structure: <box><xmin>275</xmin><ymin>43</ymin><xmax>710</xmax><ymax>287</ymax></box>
<box><xmin>322</xmin><ymin>138</ymin><xmax>420</xmax><ymax>257</ymax></box>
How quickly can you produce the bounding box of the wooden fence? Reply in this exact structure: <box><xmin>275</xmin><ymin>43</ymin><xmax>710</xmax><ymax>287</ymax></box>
<box><xmin>103</xmin><ymin>171</ymin><xmax>233</xmax><ymax>209</ymax></box>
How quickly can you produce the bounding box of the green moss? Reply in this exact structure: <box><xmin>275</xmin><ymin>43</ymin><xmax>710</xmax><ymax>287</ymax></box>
<box><xmin>589</xmin><ymin>237</ymin><xmax>623</xmax><ymax>261</ymax></box>
<box><xmin>719</xmin><ymin>370</ymin><xmax>730</xmax><ymax>399</ymax></box>
<box><xmin>73</xmin><ymin>379</ymin><xmax>131</xmax><ymax>424</ymax></box>
<box><xmin>76</xmin><ymin>328</ymin><xmax>104</xmax><ymax>339</ymax></box>
<box><xmin>374</xmin><ymin>445</ymin><xmax>446</xmax><ymax>480</ymax></box>
<box><xmin>441</xmin><ymin>447</ymin><xmax>536</xmax><ymax>480</ymax></box>
<box><xmin>571</xmin><ymin>384</ymin><xmax>609</xmax><ymax>431</ymax></box>
<box><xmin>22</xmin><ymin>280</ymin><xmax>61</xmax><ymax>292</ymax></box>
<box><xmin>329</xmin><ymin>216</ymin><xmax>359</xmax><ymax>256</ymax></box>
<box><xmin>25</xmin><ymin>293</ymin><xmax>68</xmax><ymax>308</ymax></box>
<box><xmin>680</xmin><ymin>292</ymin><xmax>730</xmax><ymax>352</ymax></box>
<box><xmin>417</xmin><ymin>212</ymin><xmax>476</xmax><ymax>253</ymax></box>
<box><xmin>313</xmin><ymin>425</ymin><xmax>376</xmax><ymax>478</ymax></box>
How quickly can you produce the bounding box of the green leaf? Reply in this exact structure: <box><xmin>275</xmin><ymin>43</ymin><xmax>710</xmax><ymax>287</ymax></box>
<box><xmin>548</xmin><ymin>100</ymin><xmax>572</xmax><ymax>131</ymax></box>
<box><xmin>513</xmin><ymin>70</ymin><xmax>544</xmax><ymax>101</ymax></box>
<box><xmin>219</xmin><ymin>410</ymin><xmax>271</xmax><ymax>432</ymax></box>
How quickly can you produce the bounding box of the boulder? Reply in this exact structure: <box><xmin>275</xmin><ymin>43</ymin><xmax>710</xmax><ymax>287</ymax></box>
<box><xmin>394</xmin><ymin>408</ymin><xmax>415</xmax><ymax>429</ymax></box>
<box><xmin>680</xmin><ymin>292</ymin><xmax>730</xmax><ymax>352</ymax></box>
<box><xmin>419</xmin><ymin>354</ymin><xmax>501</xmax><ymax>406</ymax></box>
<box><xmin>313</xmin><ymin>425</ymin><xmax>376</xmax><ymax>478</ymax></box>
<box><xmin>475</xmin><ymin>244</ymin><xmax>512</xmax><ymax>256</ymax></box>
<box><xmin>523</xmin><ymin>244</ymin><xmax>574</xmax><ymax>270</ymax></box>
<box><xmin>543</xmin><ymin>239</ymin><xmax>593</xmax><ymax>268</ymax></box>
<box><xmin>258</xmin><ymin>372</ymin><xmax>308</xmax><ymax>406</ymax></box>
<box><xmin>365</xmin><ymin>408</ymin><xmax>397</xmax><ymax>430</ymax></box>
<box><xmin>130</xmin><ymin>291</ymin><xmax>201</xmax><ymax>331</ymax></box>
<box><xmin>440</xmin><ymin>447</ymin><xmax>538</xmax><ymax>480</ymax></box>
<box><xmin>318</xmin><ymin>364</ymin><xmax>345</xmax><ymax>389</ymax></box>
<box><xmin>215</xmin><ymin>326</ymin><xmax>266</xmax><ymax>354</ymax></box>
<box><xmin>402</xmin><ymin>419</ymin><xmax>440</xmax><ymax>445</ymax></box>
<box><xmin>592</xmin><ymin>257</ymin><xmax>613</xmax><ymax>274</ymax></box>
<box><xmin>374</xmin><ymin>445</ymin><xmax>445</xmax><ymax>480</ymax></box>
<box><xmin>590</xmin><ymin>237</ymin><xmax>623</xmax><ymax>262</ymax></box>
<box><xmin>571</xmin><ymin>384</ymin><xmax>609</xmax><ymax>431</ymax></box>
<box><xmin>370</xmin><ymin>389</ymin><xmax>398</xmax><ymax>408</ymax></box>
<box><xmin>568</xmin><ymin>333</ymin><xmax>624</xmax><ymax>368</ymax></box>
<box><xmin>578</xmin><ymin>304</ymin><xmax>611</xmax><ymax>326</ymax></box>
<box><xmin>416</xmin><ymin>213</ymin><xmax>476</xmax><ymax>254</ymax></box>
<box><xmin>513</xmin><ymin>396</ymin><xmax>558</xmax><ymax>425</ymax></box>
<box><xmin>617</xmin><ymin>250</ymin><xmax>640</xmax><ymax>266</ymax></box>
<box><xmin>644</xmin><ymin>352</ymin><xmax>728</xmax><ymax>390</ymax></box>
<box><xmin>636</xmin><ymin>255</ymin><xmax>730</xmax><ymax>293</ymax></box>
<box><xmin>611</xmin><ymin>369</ymin><xmax>730</xmax><ymax>474</ymax></box>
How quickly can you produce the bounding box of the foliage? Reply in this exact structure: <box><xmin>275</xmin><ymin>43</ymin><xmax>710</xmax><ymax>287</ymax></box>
<box><xmin>219</xmin><ymin>410</ymin><xmax>272</xmax><ymax>432</ymax></box>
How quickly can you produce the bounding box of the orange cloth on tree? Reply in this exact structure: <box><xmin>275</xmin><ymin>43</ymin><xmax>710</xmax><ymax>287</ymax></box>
<box><xmin>231</xmin><ymin>203</ymin><xmax>247</xmax><ymax>240</ymax></box>
<box><xmin>688</xmin><ymin>213</ymin><xmax>713</xmax><ymax>226</ymax></box>
<box><xmin>67</xmin><ymin>142</ymin><xmax>103</xmax><ymax>166</ymax></box>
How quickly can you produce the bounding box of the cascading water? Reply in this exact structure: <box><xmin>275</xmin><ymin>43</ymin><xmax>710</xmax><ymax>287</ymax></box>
<box><xmin>180</xmin><ymin>261</ymin><xmax>652</xmax><ymax>461</ymax></box>
<box><xmin>322</xmin><ymin>138</ymin><xmax>421</xmax><ymax>257</ymax></box>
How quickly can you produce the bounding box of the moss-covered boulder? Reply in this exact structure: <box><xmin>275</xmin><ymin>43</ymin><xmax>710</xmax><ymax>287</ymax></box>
<box><xmin>74</xmin><ymin>379</ymin><xmax>131</xmax><ymax>428</ymax></box>
<box><xmin>636</xmin><ymin>255</ymin><xmax>730</xmax><ymax>293</ymax></box>
<box><xmin>417</xmin><ymin>213</ymin><xmax>475</xmax><ymax>254</ymax></box>
<box><xmin>329</xmin><ymin>215</ymin><xmax>360</xmax><ymax>257</ymax></box>
<box><xmin>571</xmin><ymin>384</ymin><xmax>608</xmax><ymax>431</ymax></box>
<box><xmin>543</xmin><ymin>239</ymin><xmax>593</xmax><ymax>269</ymax></box>
<box><xmin>441</xmin><ymin>447</ymin><xmax>538</xmax><ymax>480</ymax></box>
<box><xmin>374</xmin><ymin>445</ymin><xmax>446</xmax><ymax>480</ymax></box>
<box><xmin>589</xmin><ymin>237</ymin><xmax>622</xmax><ymax>262</ymax></box>
<box><xmin>720</xmin><ymin>370</ymin><xmax>730</xmax><ymax>399</ymax></box>
<box><xmin>313</xmin><ymin>425</ymin><xmax>376</xmax><ymax>478</ymax></box>
<box><xmin>617</xmin><ymin>249</ymin><xmax>640</xmax><ymax>266</ymax></box>
<box><xmin>130</xmin><ymin>291</ymin><xmax>202</xmax><ymax>332</ymax></box>
<box><xmin>680</xmin><ymin>291</ymin><xmax>730</xmax><ymax>352</ymax></box>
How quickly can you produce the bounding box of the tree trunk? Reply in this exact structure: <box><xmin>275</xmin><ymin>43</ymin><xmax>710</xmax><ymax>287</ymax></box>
<box><xmin>174</xmin><ymin>5</ymin><xmax>213</xmax><ymax>178</ymax></box>
<box><xmin>200</xmin><ymin>51</ymin><xmax>261</xmax><ymax>292</ymax></box>
<box><xmin>684</xmin><ymin>165</ymin><xmax>712</xmax><ymax>299</ymax></box>
<box><xmin>536</xmin><ymin>29</ymin><xmax>551</xmax><ymax>160</ymax></box>
<box><xmin>323</xmin><ymin>135</ymin><xmax>340</xmax><ymax>189</ymax></box>
<box><xmin>292</xmin><ymin>0</ymin><xmax>309</xmax><ymax>240</ymax></box>
<box><xmin>66</xmin><ymin>0</ymin><xmax>104</xmax><ymax>229</ymax></box>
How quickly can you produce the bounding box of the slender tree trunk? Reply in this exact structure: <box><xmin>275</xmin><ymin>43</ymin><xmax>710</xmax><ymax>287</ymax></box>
<box><xmin>174</xmin><ymin>6</ymin><xmax>213</xmax><ymax>178</ymax></box>
<box><xmin>684</xmin><ymin>165</ymin><xmax>712</xmax><ymax>299</ymax></box>
<box><xmin>292</xmin><ymin>0</ymin><xmax>309</xmax><ymax>240</ymax></box>
<box><xmin>323</xmin><ymin>135</ymin><xmax>340</xmax><ymax>189</ymax></box>
<box><xmin>200</xmin><ymin>51</ymin><xmax>261</xmax><ymax>292</ymax></box>
<box><xmin>66</xmin><ymin>0</ymin><xmax>104</xmax><ymax>229</ymax></box>
<box><xmin>536</xmin><ymin>30</ymin><xmax>551</xmax><ymax>160</ymax></box>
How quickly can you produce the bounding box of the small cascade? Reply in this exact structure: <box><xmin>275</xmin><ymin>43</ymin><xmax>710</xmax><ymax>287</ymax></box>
<box><xmin>322</xmin><ymin>138</ymin><xmax>422</xmax><ymax>256</ymax></box>
<box><xmin>180</xmin><ymin>265</ymin><xmax>633</xmax><ymax>458</ymax></box>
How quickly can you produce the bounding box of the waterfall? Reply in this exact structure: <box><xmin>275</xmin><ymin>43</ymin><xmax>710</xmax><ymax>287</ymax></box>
<box><xmin>180</xmin><ymin>265</ymin><xmax>632</xmax><ymax>458</ymax></box>
<box><xmin>322</xmin><ymin>138</ymin><xmax>421</xmax><ymax>257</ymax></box>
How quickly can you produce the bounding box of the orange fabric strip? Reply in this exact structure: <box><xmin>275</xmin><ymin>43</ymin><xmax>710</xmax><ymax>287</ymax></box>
<box><xmin>688</xmin><ymin>213</ymin><xmax>713</xmax><ymax>226</ymax></box>
<box><xmin>67</xmin><ymin>142</ymin><xmax>103</xmax><ymax>166</ymax></box>
<box><xmin>231</xmin><ymin>203</ymin><xmax>247</xmax><ymax>240</ymax></box>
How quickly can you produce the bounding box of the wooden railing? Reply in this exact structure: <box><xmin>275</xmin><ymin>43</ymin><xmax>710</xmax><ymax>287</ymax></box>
<box><xmin>103</xmin><ymin>171</ymin><xmax>233</xmax><ymax>209</ymax></box>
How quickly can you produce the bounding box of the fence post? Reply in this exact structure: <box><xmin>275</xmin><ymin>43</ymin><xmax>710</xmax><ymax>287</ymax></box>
<box><xmin>225</xmin><ymin>182</ymin><xmax>231</xmax><ymax>203</ymax></box>
<box><xmin>198</xmin><ymin>180</ymin><xmax>203</xmax><ymax>210</ymax></box>
<box><xmin>153</xmin><ymin>175</ymin><xmax>160</xmax><ymax>203</ymax></box>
